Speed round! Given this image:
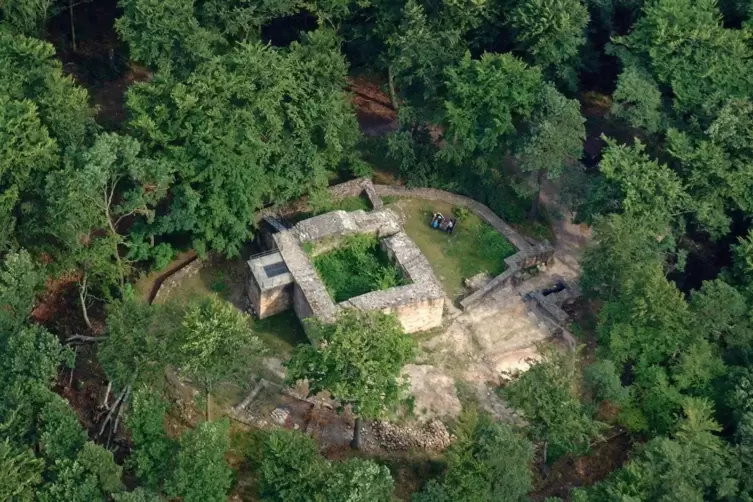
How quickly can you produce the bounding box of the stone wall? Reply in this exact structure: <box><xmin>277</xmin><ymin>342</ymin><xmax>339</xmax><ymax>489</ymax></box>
<box><xmin>274</xmin><ymin>231</ymin><xmax>338</xmax><ymax>326</ymax></box>
<box><xmin>373</xmin><ymin>184</ymin><xmax>532</xmax><ymax>252</ymax></box>
<box><xmin>152</xmin><ymin>257</ymin><xmax>206</xmax><ymax>304</ymax></box>
<box><xmin>460</xmin><ymin>242</ymin><xmax>555</xmax><ymax>311</ymax></box>
<box><xmin>344</xmin><ymin>231</ymin><xmax>446</xmax><ymax>333</ymax></box>
<box><xmin>327</xmin><ymin>177</ymin><xmax>384</xmax><ymax>210</ymax></box>
<box><xmin>249</xmin><ymin>277</ymin><xmax>294</xmax><ymax>319</ymax></box>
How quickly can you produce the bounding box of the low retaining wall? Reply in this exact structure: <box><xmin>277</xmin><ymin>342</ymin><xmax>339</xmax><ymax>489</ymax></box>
<box><xmin>460</xmin><ymin>242</ymin><xmax>554</xmax><ymax>311</ymax></box>
<box><xmin>328</xmin><ymin>177</ymin><xmax>384</xmax><ymax>209</ymax></box>
<box><xmin>152</xmin><ymin>257</ymin><xmax>205</xmax><ymax>304</ymax></box>
<box><xmin>373</xmin><ymin>184</ymin><xmax>532</xmax><ymax>252</ymax></box>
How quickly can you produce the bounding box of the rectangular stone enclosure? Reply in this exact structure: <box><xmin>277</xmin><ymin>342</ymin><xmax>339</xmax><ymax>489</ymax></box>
<box><xmin>247</xmin><ymin>208</ymin><xmax>444</xmax><ymax>334</ymax></box>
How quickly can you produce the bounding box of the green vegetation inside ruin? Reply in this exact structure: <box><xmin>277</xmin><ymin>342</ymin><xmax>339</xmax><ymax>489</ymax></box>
<box><xmin>312</xmin><ymin>234</ymin><xmax>408</xmax><ymax>302</ymax></box>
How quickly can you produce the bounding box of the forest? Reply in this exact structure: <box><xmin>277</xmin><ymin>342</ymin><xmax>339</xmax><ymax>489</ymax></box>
<box><xmin>2</xmin><ymin>0</ymin><xmax>753</xmax><ymax>500</ymax></box>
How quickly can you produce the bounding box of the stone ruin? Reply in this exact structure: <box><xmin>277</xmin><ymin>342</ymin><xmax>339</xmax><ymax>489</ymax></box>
<box><xmin>247</xmin><ymin>206</ymin><xmax>445</xmax><ymax>334</ymax></box>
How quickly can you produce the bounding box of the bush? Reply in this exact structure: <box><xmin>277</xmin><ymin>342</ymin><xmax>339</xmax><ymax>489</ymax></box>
<box><xmin>313</xmin><ymin>234</ymin><xmax>407</xmax><ymax>302</ymax></box>
<box><xmin>151</xmin><ymin>243</ymin><xmax>175</xmax><ymax>271</ymax></box>
<box><xmin>584</xmin><ymin>359</ymin><xmax>629</xmax><ymax>404</ymax></box>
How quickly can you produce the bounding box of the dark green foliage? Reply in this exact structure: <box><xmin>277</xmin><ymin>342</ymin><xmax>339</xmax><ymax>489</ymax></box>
<box><xmin>258</xmin><ymin>429</ymin><xmax>394</xmax><ymax>501</ymax></box>
<box><xmin>312</xmin><ymin>234</ymin><xmax>406</xmax><ymax>302</ymax></box>
<box><xmin>508</xmin><ymin>0</ymin><xmax>589</xmax><ymax>89</ymax></box>
<box><xmin>583</xmin><ymin>360</ymin><xmax>629</xmax><ymax>404</ymax></box>
<box><xmin>573</xmin><ymin>399</ymin><xmax>741</xmax><ymax>501</ymax></box>
<box><xmin>0</xmin><ymin>30</ymin><xmax>94</xmax><ymax>250</ymax></box>
<box><xmin>0</xmin><ymin>0</ymin><xmax>53</xmax><ymax>35</ymax></box>
<box><xmin>612</xmin><ymin>0</ymin><xmax>753</xmax><ymax>121</ymax></box>
<box><xmin>504</xmin><ymin>347</ymin><xmax>604</xmax><ymax>461</ymax></box>
<box><xmin>413</xmin><ymin>409</ymin><xmax>533</xmax><ymax>502</ymax></box>
<box><xmin>126</xmin><ymin>388</ymin><xmax>176</xmax><ymax>489</ymax></box>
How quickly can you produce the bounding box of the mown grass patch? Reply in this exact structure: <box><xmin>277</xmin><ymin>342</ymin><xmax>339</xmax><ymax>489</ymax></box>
<box><xmin>312</xmin><ymin>234</ymin><xmax>408</xmax><ymax>302</ymax></box>
<box><xmin>388</xmin><ymin>198</ymin><xmax>517</xmax><ymax>300</ymax></box>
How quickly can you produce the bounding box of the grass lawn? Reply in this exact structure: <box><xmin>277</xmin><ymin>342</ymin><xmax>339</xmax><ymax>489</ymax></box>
<box><xmin>156</xmin><ymin>257</ymin><xmax>307</xmax><ymax>360</ymax></box>
<box><xmin>386</xmin><ymin>198</ymin><xmax>517</xmax><ymax>299</ymax></box>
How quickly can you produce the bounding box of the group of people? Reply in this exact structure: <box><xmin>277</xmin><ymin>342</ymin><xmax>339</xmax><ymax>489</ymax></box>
<box><xmin>431</xmin><ymin>212</ymin><xmax>456</xmax><ymax>234</ymax></box>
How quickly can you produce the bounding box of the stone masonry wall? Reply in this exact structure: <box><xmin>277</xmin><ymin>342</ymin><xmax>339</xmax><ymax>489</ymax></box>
<box><xmin>460</xmin><ymin>242</ymin><xmax>555</xmax><ymax>311</ymax></box>
<box><xmin>327</xmin><ymin>177</ymin><xmax>383</xmax><ymax>210</ymax></box>
<box><xmin>257</xmin><ymin>282</ymin><xmax>294</xmax><ymax>319</ymax></box>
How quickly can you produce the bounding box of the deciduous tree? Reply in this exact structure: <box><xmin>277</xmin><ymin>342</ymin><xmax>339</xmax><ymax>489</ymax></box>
<box><xmin>508</xmin><ymin>0</ymin><xmax>589</xmax><ymax>88</ymax></box>
<box><xmin>126</xmin><ymin>30</ymin><xmax>360</xmax><ymax>256</ymax></box>
<box><xmin>413</xmin><ymin>409</ymin><xmax>533</xmax><ymax>502</ymax></box>
<box><xmin>504</xmin><ymin>347</ymin><xmax>604</xmax><ymax>461</ymax></box>
<box><xmin>178</xmin><ymin>295</ymin><xmax>263</xmax><ymax>420</ymax></box>
<box><xmin>285</xmin><ymin>310</ymin><xmax>416</xmax><ymax>449</ymax></box>
<box><xmin>165</xmin><ymin>419</ymin><xmax>233</xmax><ymax>502</ymax></box>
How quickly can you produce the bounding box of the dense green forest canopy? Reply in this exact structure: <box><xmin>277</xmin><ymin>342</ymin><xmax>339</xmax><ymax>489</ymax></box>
<box><xmin>2</xmin><ymin>0</ymin><xmax>753</xmax><ymax>499</ymax></box>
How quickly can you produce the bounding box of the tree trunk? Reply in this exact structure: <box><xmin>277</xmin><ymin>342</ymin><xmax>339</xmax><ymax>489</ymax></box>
<box><xmin>69</xmin><ymin>0</ymin><xmax>76</xmax><ymax>51</ymax></box>
<box><xmin>542</xmin><ymin>440</ymin><xmax>548</xmax><ymax>464</ymax></box>
<box><xmin>350</xmin><ymin>417</ymin><xmax>362</xmax><ymax>449</ymax></box>
<box><xmin>527</xmin><ymin>171</ymin><xmax>544</xmax><ymax>221</ymax></box>
<box><xmin>206</xmin><ymin>383</ymin><xmax>212</xmax><ymax>422</ymax></box>
<box><xmin>79</xmin><ymin>274</ymin><xmax>93</xmax><ymax>330</ymax></box>
<box><xmin>101</xmin><ymin>381</ymin><xmax>112</xmax><ymax>409</ymax></box>
<box><xmin>387</xmin><ymin>66</ymin><xmax>399</xmax><ymax>112</ymax></box>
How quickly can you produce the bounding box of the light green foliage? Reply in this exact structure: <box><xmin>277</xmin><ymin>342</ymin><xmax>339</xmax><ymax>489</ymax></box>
<box><xmin>508</xmin><ymin>0</ymin><xmax>588</xmax><ymax>85</ymax></box>
<box><xmin>127</xmin><ymin>30</ymin><xmax>360</xmax><ymax>256</ymax></box>
<box><xmin>165</xmin><ymin>419</ymin><xmax>233</xmax><ymax>502</ymax></box>
<box><xmin>312</xmin><ymin>234</ymin><xmax>406</xmax><ymax>302</ymax></box>
<box><xmin>258</xmin><ymin>429</ymin><xmax>326</xmax><ymax>502</ymax></box>
<box><xmin>504</xmin><ymin>347</ymin><xmax>604</xmax><ymax>460</ymax></box>
<box><xmin>517</xmin><ymin>85</ymin><xmax>585</xmax><ymax>181</ymax></box>
<box><xmin>612</xmin><ymin>0</ymin><xmax>753</xmax><ymax>119</ymax></box>
<box><xmin>574</xmin><ymin>399</ymin><xmax>740</xmax><ymax>501</ymax></box>
<box><xmin>325</xmin><ymin>458</ymin><xmax>395</xmax><ymax>501</ymax></box>
<box><xmin>611</xmin><ymin>65</ymin><xmax>663</xmax><ymax>133</ymax></box>
<box><xmin>125</xmin><ymin>388</ymin><xmax>176</xmax><ymax>488</ymax></box>
<box><xmin>599</xmin><ymin>138</ymin><xmax>688</xmax><ymax>232</ymax></box>
<box><xmin>258</xmin><ymin>429</ymin><xmax>394</xmax><ymax>501</ymax></box>
<box><xmin>516</xmin><ymin>84</ymin><xmax>585</xmax><ymax>217</ymax></box>
<box><xmin>178</xmin><ymin>295</ymin><xmax>263</xmax><ymax>415</ymax></box>
<box><xmin>113</xmin><ymin>488</ymin><xmax>165</xmax><ymax>502</ymax></box>
<box><xmin>413</xmin><ymin>409</ymin><xmax>533</xmax><ymax>502</ymax></box>
<box><xmin>580</xmin><ymin>213</ymin><xmax>670</xmax><ymax>300</ymax></box>
<box><xmin>0</xmin><ymin>249</ymin><xmax>43</xmax><ymax>333</ymax></box>
<box><xmin>583</xmin><ymin>359</ymin><xmax>629</xmax><ymax>404</ymax></box>
<box><xmin>38</xmin><ymin>442</ymin><xmax>124</xmax><ymax>502</ymax></box>
<box><xmin>286</xmin><ymin>310</ymin><xmax>416</xmax><ymax>420</ymax></box>
<box><xmin>0</xmin><ymin>440</ymin><xmax>42</xmax><ymax>501</ymax></box>
<box><xmin>0</xmin><ymin>0</ymin><xmax>54</xmax><ymax>35</ymax></box>
<box><xmin>598</xmin><ymin>263</ymin><xmax>690</xmax><ymax>368</ymax></box>
<box><xmin>441</xmin><ymin>52</ymin><xmax>542</xmax><ymax>170</ymax></box>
